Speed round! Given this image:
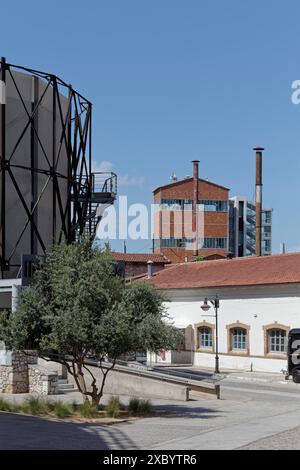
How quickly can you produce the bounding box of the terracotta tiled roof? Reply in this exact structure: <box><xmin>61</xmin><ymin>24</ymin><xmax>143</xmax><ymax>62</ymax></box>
<box><xmin>112</xmin><ymin>252</ymin><xmax>170</xmax><ymax>264</ymax></box>
<box><xmin>145</xmin><ymin>253</ymin><xmax>300</xmax><ymax>289</ymax></box>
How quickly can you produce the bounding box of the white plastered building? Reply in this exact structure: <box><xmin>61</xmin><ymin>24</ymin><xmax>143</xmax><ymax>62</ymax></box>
<box><xmin>146</xmin><ymin>253</ymin><xmax>300</xmax><ymax>373</ymax></box>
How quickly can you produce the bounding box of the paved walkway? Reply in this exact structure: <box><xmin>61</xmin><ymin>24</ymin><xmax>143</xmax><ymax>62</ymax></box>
<box><xmin>2</xmin><ymin>380</ymin><xmax>300</xmax><ymax>449</ymax></box>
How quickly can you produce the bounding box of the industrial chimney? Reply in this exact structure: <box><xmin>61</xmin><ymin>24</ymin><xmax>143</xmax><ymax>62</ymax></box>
<box><xmin>192</xmin><ymin>160</ymin><xmax>199</xmax><ymax>257</ymax></box>
<box><xmin>254</xmin><ymin>147</ymin><xmax>264</xmax><ymax>256</ymax></box>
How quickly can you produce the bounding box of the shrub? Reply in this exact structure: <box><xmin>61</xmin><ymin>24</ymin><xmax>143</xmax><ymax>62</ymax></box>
<box><xmin>138</xmin><ymin>399</ymin><xmax>153</xmax><ymax>414</ymax></box>
<box><xmin>25</xmin><ymin>396</ymin><xmax>51</xmax><ymax>415</ymax></box>
<box><xmin>54</xmin><ymin>401</ymin><xmax>74</xmax><ymax>418</ymax></box>
<box><xmin>80</xmin><ymin>400</ymin><xmax>98</xmax><ymax>418</ymax></box>
<box><xmin>128</xmin><ymin>397</ymin><xmax>153</xmax><ymax>415</ymax></box>
<box><xmin>106</xmin><ymin>396</ymin><xmax>121</xmax><ymax>418</ymax></box>
<box><xmin>128</xmin><ymin>397</ymin><xmax>140</xmax><ymax>413</ymax></box>
<box><xmin>10</xmin><ymin>403</ymin><xmax>24</xmax><ymax>413</ymax></box>
<box><xmin>0</xmin><ymin>397</ymin><xmax>13</xmax><ymax>412</ymax></box>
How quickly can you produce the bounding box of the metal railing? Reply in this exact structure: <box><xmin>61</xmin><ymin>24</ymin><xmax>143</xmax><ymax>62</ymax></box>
<box><xmin>91</xmin><ymin>172</ymin><xmax>117</xmax><ymax>194</ymax></box>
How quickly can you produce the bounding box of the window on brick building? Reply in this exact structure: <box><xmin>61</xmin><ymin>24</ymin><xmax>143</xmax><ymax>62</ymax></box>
<box><xmin>198</xmin><ymin>200</ymin><xmax>227</xmax><ymax>212</ymax></box>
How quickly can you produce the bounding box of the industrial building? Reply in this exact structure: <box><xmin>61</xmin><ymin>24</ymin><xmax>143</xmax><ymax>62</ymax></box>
<box><xmin>229</xmin><ymin>196</ymin><xmax>272</xmax><ymax>257</ymax></box>
<box><xmin>153</xmin><ymin>148</ymin><xmax>272</xmax><ymax>263</ymax></box>
<box><xmin>0</xmin><ymin>58</ymin><xmax>117</xmax><ymax>308</ymax></box>
<box><xmin>153</xmin><ymin>160</ymin><xmax>230</xmax><ymax>263</ymax></box>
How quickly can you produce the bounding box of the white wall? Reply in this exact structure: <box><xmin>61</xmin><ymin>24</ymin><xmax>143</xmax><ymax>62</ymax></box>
<box><xmin>161</xmin><ymin>284</ymin><xmax>300</xmax><ymax>373</ymax></box>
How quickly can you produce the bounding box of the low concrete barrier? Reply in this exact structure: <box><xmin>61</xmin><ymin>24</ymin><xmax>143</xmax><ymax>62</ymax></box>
<box><xmin>68</xmin><ymin>363</ymin><xmax>190</xmax><ymax>401</ymax></box>
<box><xmin>40</xmin><ymin>358</ymin><xmax>220</xmax><ymax>401</ymax></box>
<box><xmin>190</xmin><ymin>383</ymin><xmax>220</xmax><ymax>399</ymax></box>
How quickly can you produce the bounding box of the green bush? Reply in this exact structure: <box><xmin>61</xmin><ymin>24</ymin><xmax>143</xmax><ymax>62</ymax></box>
<box><xmin>106</xmin><ymin>396</ymin><xmax>121</xmax><ymax>418</ymax></box>
<box><xmin>10</xmin><ymin>403</ymin><xmax>24</xmax><ymax>413</ymax></box>
<box><xmin>0</xmin><ymin>397</ymin><xmax>13</xmax><ymax>412</ymax></box>
<box><xmin>25</xmin><ymin>396</ymin><xmax>51</xmax><ymax>415</ymax></box>
<box><xmin>54</xmin><ymin>401</ymin><xmax>74</xmax><ymax>418</ymax></box>
<box><xmin>128</xmin><ymin>397</ymin><xmax>140</xmax><ymax>413</ymax></box>
<box><xmin>128</xmin><ymin>397</ymin><xmax>153</xmax><ymax>415</ymax></box>
<box><xmin>80</xmin><ymin>400</ymin><xmax>98</xmax><ymax>418</ymax></box>
<box><xmin>138</xmin><ymin>399</ymin><xmax>153</xmax><ymax>414</ymax></box>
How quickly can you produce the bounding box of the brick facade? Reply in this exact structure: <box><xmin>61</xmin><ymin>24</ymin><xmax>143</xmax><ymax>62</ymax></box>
<box><xmin>124</xmin><ymin>262</ymin><xmax>166</xmax><ymax>278</ymax></box>
<box><xmin>153</xmin><ymin>173</ymin><xmax>229</xmax><ymax>263</ymax></box>
<box><xmin>112</xmin><ymin>252</ymin><xmax>170</xmax><ymax>279</ymax></box>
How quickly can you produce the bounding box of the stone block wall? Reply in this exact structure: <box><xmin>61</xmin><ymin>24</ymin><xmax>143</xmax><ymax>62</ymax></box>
<box><xmin>28</xmin><ymin>364</ymin><xmax>58</xmax><ymax>395</ymax></box>
<box><xmin>0</xmin><ymin>350</ymin><xmax>58</xmax><ymax>395</ymax></box>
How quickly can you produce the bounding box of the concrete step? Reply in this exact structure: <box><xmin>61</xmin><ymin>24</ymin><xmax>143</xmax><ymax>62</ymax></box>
<box><xmin>58</xmin><ymin>378</ymin><xmax>68</xmax><ymax>384</ymax></box>
<box><xmin>57</xmin><ymin>383</ymin><xmax>75</xmax><ymax>391</ymax></box>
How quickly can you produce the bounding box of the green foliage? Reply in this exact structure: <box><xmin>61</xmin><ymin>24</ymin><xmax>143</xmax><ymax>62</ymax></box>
<box><xmin>25</xmin><ymin>397</ymin><xmax>52</xmax><ymax>415</ymax></box>
<box><xmin>138</xmin><ymin>399</ymin><xmax>153</xmax><ymax>414</ymax></box>
<box><xmin>0</xmin><ymin>238</ymin><xmax>180</xmax><ymax>405</ymax></box>
<box><xmin>54</xmin><ymin>401</ymin><xmax>74</xmax><ymax>418</ymax></box>
<box><xmin>128</xmin><ymin>397</ymin><xmax>140</xmax><ymax>413</ymax></box>
<box><xmin>128</xmin><ymin>397</ymin><xmax>153</xmax><ymax>415</ymax></box>
<box><xmin>80</xmin><ymin>399</ymin><xmax>98</xmax><ymax>418</ymax></box>
<box><xmin>106</xmin><ymin>396</ymin><xmax>122</xmax><ymax>418</ymax></box>
<box><xmin>0</xmin><ymin>397</ymin><xmax>14</xmax><ymax>412</ymax></box>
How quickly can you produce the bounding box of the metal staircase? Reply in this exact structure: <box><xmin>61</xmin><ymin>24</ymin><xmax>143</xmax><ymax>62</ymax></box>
<box><xmin>73</xmin><ymin>172</ymin><xmax>117</xmax><ymax>239</ymax></box>
<box><xmin>85</xmin><ymin>172</ymin><xmax>117</xmax><ymax>237</ymax></box>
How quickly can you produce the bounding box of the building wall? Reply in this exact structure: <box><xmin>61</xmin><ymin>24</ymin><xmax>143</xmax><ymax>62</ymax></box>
<box><xmin>153</xmin><ymin>179</ymin><xmax>229</xmax><ymax>263</ymax></box>
<box><xmin>124</xmin><ymin>262</ymin><xmax>166</xmax><ymax>278</ymax></box>
<box><xmin>229</xmin><ymin>196</ymin><xmax>272</xmax><ymax>257</ymax></box>
<box><xmin>158</xmin><ymin>284</ymin><xmax>300</xmax><ymax>373</ymax></box>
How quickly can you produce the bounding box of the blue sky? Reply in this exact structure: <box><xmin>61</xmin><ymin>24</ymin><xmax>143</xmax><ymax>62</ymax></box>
<box><xmin>2</xmin><ymin>1</ymin><xmax>300</xmax><ymax>253</ymax></box>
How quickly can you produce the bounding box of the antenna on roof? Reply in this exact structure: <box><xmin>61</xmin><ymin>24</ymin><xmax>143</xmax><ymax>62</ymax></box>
<box><xmin>170</xmin><ymin>172</ymin><xmax>178</xmax><ymax>182</ymax></box>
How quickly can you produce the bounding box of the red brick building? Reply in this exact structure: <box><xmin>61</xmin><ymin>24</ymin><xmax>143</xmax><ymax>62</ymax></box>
<box><xmin>112</xmin><ymin>252</ymin><xmax>170</xmax><ymax>278</ymax></box>
<box><xmin>153</xmin><ymin>161</ymin><xmax>229</xmax><ymax>263</ymax></box>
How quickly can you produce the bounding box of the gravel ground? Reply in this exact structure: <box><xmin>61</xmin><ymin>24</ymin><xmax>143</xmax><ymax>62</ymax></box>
<box><xmin>239</xmin><ymin>426</ymin><xmax>300</xmax><ymax>450</ymax></box>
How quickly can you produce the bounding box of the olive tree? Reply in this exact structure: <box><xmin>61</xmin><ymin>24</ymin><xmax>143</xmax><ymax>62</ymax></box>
<box><xmin>0</xmin><ymin>240</ymin><xmax>181</xmax><ymax>405</ymax></box>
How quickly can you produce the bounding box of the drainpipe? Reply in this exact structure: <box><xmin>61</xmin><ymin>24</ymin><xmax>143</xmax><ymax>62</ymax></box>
<box><xmin>192</xmin><ymin>160</ymin><xmax>199</xmax><ymax>257</ymax></box>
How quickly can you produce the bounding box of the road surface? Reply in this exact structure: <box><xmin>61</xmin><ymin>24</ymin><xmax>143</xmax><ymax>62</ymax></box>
<box><xmin>1</xmin><ymin>374</ymin><xmax>300</xmax><ymax>449</ymax></box>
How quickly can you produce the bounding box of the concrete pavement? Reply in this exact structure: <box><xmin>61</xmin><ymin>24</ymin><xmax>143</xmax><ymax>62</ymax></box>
<box><xmin>2</xmin><ymin>377</ymin><xmax>300</xmax><ymax>449</ymax></box>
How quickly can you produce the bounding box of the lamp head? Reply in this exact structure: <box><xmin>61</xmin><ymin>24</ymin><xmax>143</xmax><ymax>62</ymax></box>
<box><xmin>200</xmin><ymin>298</ymin><xmax>211</xmax><ymax>312</ymax></box>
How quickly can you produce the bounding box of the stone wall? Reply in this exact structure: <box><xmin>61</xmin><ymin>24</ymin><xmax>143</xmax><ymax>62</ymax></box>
<box><xmin>0</xmin><ymin>350</ymin><xmax>58</xmax><ymax>395</ymax></box>
<box><xmin>28</xmin><ymin>364</ymin><xmax>58</xmax><ymax>395</ymax></box>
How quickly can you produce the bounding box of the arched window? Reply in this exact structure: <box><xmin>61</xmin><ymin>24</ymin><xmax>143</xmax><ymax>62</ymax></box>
<box><xmin>198</xmin><ymin>326</ymin><xmax>213</xmax><ymax>349</ymax></box>
<box><xmin>231</xmin><ymin>328</ymin><xmax>247</xmax><ymax>351</ymax></box>
<box><xmin>268</xmin><ymin>329</ymin><xmax>286</xmax><ymax>354</ymax></box>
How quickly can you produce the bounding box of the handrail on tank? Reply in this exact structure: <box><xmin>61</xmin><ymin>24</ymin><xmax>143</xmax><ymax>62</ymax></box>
<box><xmin>91</xmin><ymin>172</ymin><xmax>117</xmax><ymax>195</ymax></box>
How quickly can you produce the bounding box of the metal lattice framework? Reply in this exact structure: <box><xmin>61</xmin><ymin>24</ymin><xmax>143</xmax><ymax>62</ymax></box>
<box><xmin>0</xmin><ymin>58</ymin><xmax>116</xmax><ymax>275</ymax></box>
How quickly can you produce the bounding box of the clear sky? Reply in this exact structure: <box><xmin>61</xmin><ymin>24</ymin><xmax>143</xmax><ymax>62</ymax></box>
<box><xmin>2</xmin><ymin>1</ymin><xmax>300</xmax><ymax>253</ymax></box>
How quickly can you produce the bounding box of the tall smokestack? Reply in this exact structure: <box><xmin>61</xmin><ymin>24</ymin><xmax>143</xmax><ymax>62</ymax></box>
<box><xmin>254</xmin><ymin>147</ymin><xmax>264</xmax><ymax>256</ymax></box>
<box><xmin>192</xmin><ymin>160</ymin><xmax>199</xmax><ymax>257</ymax></box>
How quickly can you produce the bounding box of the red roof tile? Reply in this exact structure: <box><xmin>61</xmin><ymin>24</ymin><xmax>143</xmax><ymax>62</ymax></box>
<box><xmin>145</xmin><ymin>253</ymin><xmax>300</xmax><ymax>289</ymax></box>
<box><xmin>112</xmin><ymin>252</ymin><xmax>170</xmax><ymax>264</ymax></box>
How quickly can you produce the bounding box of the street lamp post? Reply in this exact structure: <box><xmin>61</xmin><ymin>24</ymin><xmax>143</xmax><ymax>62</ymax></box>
<box><xmin>200</xmin><ymin>294</ymin><xmax>220</xmax><ymax>374</ymax></box>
